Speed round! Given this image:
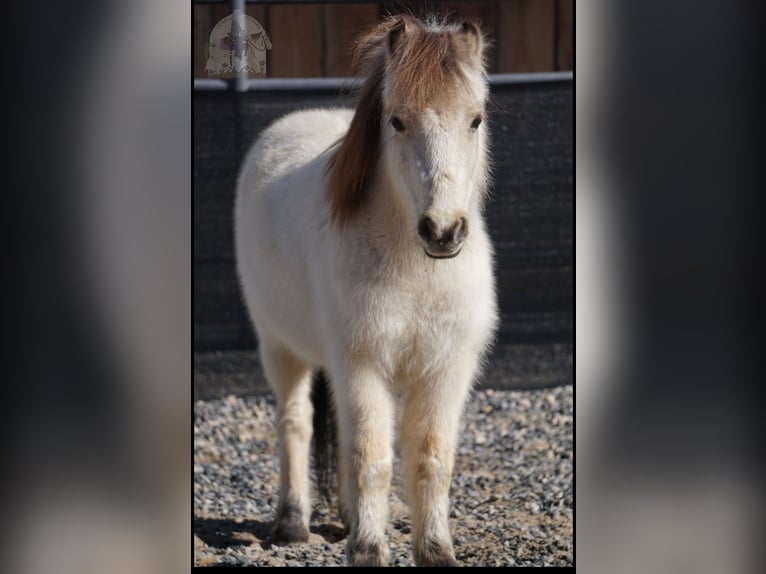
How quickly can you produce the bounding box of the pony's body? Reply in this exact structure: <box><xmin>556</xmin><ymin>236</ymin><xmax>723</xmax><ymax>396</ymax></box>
<box><xmin>237</xmin><ymin>108</ymin><xmax>495</xmax><ymax>383</ymax></box>
<box><xmin>235</xmin><ymin>16</ymin><xmax>498</xmax><ymax>566</ymax></box>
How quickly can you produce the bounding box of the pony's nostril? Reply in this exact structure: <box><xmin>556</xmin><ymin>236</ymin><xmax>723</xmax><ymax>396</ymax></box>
<box><xmin>444</xmin><ymin>217</ymin><xmax>468</xmax><ymax>244</ymax></box>
<box><xmin>418</xmin><ymin>216</ymin><xmax>437</xmax><ymax>242</ymax></box>
<box><xmin>452</xmin><ymin>216</ymin><xmax>468</xmax><ymax>243</ymax></box>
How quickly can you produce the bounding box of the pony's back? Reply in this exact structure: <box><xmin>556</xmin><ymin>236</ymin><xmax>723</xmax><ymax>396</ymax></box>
<box><xmin>234</xmin><ymin>108</ymin><xmax>353</xmax><ymax>366</ymax></box>
<box><xmin>236</xmin><ymin>108</ymin><xmax>353</xmax><ymax>201</ymax></box>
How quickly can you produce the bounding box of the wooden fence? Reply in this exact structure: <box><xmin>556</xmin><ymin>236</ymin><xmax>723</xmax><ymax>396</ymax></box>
<box><xmin>194</xmin><ymin>1</ymin><xmax>573</xmax><ymax>78</ymax></box>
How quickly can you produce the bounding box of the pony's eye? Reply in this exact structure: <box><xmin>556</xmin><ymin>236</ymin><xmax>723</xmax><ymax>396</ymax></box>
<box><xmin>470</xmin><ymin>115</ymin><xmax>483</xmax><ymax>130</ymax></box>
<box><xmin>391</xmin><ymin>116</ymin><xmax>405</xmax><ymax>132</ymax></box>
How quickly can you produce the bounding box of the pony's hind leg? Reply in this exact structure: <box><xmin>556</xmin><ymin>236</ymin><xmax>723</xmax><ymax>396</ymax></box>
<box><xmin>259</xmin><ymin>340</ymin><xmax>314</xmax><ymax>543</ymax></box>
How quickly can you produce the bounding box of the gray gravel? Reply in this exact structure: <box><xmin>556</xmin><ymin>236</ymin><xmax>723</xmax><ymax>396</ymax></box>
<box><xmin>194</xmin><ymin>386</ymin><xmax>573</xmax><ymax>567</ymax></box>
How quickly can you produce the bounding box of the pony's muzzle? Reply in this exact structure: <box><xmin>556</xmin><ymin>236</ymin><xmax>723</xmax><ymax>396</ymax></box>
<box><xmin>417</xmin><ymin>215</ymin><xmax>468</xmax><ymax>259</ymax></box>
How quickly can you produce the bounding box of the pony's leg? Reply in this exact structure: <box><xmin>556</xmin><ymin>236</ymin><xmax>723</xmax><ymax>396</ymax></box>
<box><xmin>259</xmin><ymin>341</ymin><xmax>314</xmax><ymax>543</ymax></box>
<box><xmin>333</xmin><ymin>365</ymin><xmax>394</xmax><ymax>566</ymax></box>
<box><xmin>400</xmin><ymin>361</ymin><xmax>477</xmax><ymax>566</ymax></box>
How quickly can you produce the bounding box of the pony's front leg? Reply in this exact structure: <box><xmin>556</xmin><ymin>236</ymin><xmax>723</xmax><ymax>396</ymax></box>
<box><xmin>333</xmin><ymin>364</ymin><xmax>394</xmax><ymax>566</ymax></box>
<box><xmin>401</xmin><ymin>362</ymin><xmax>476</xmax><ymax>566</ymax></box>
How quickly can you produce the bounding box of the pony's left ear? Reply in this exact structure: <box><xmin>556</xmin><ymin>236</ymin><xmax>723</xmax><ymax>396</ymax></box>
<box><xmin>387</xmin><ymin>15</ymin><xmax>414</xmax><ymax>56</ymax></box>
<box><xmin>458</xmin><ymin>21</ymin><xmax>486</xmax><ymax>67</ymax></box>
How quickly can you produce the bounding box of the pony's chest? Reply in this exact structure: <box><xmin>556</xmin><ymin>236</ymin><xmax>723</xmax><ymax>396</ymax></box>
<box><xmin>341</xmin><ymin>245</ymin><xmax>496</xmax><ymax>376</ymax></box>
<box><xmin>352</xmin><ymin>278</ymin><xmax>477</xmax><ymax>363</ymax></box>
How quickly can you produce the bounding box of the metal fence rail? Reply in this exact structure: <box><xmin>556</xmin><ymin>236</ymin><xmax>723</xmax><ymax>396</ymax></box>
<box><xmin>194</xmin><ymin>72</ymin><xmax>574</xmax><ymax>92</ymax></box>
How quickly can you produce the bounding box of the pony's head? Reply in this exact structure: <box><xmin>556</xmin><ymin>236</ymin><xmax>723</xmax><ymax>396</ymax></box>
<box><xmin>327</xmin><ymin>16</ymin><xmax>490</xmax><ymax>259</ymax></box>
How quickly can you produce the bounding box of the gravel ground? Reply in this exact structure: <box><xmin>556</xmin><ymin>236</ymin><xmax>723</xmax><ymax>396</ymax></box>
<box><xmin>194</xmin><ymin>386</ymin><xmax>573</xmax><ymax>567</ymax></box>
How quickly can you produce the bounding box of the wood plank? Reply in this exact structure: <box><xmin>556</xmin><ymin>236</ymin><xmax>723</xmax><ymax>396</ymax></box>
<box><xmin>441</xmin><ymin>1</ymin><xmax>498</xmax><ymax>26</ymax></box>
<box><xmin>245</xmin><ymin>5</ymin><xmax>266</xmax><ymax>29</ymax></box>
<box><xmin>210</xmin><ymin>4</ymin><xmax>232</xmax><ymax>35</ymax></box>
<box><xmin>266</xmin><ymin>4</ymin><xmax>323</xmax><ymax>77</ymax></box>
<box><xmin>497</xmin><ymin>0</ymin><xmax>556</xmax><ymax>73</ymax></box>
<box><xmin>322</xmin><ymin>4</ymin><xmax>379</xmax><ymax>76</ymax></box>
<box><xmin>194</xmin><ymin>5</ymin><xmax>212</xmax><ymax>79</ymax></box>
<box><xmin>555</xmin><ymin>0</ymin><xmax>573</xmax><ymax>71</ymax></box>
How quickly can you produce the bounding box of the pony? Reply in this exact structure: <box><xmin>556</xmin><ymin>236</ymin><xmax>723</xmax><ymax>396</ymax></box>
<box><xmin>234</xmin><ymin>15</ymin><xmax>498</xmax><ymax>566</ymax></box>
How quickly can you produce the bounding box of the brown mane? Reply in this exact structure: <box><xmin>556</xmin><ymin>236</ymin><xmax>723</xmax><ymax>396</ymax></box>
<box><xmin>325</xmin><ymin>16</ymin><xmax>486</xmax><ymax>228</ymax></box>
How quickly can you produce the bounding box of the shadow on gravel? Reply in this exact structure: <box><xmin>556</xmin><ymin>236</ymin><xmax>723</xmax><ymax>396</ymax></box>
<box><xmin>310</xmin><ymin>521</ymin><xmax>347</xmax><ymax>543</ymax></box>
<box><xmin>195</xmin><ymin>516</ymin><xmax>349</xmax><ymax>551</ymax></box>
<box><xmin>195</xmin><ymin>517</ymin><xmax>274</xmax><ymax>550</ymax></box>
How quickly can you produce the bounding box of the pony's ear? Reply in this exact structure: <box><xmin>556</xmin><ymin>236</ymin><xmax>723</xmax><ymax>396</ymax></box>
<box><xmin>458</xmin><ymin>20</ymin><xmax>486</xmax><ymax>67</ymax></box>
<box><xmin>387</xmin><ymin>15</ymin><xmax>414</xmax><ymax>56</ymax></box>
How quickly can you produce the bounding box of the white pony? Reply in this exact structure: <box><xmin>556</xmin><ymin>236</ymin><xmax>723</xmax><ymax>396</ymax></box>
<box><xmin>235</xmin><ymin>15</ymin><xmax>498</xmax><ymax>566</ymax></box>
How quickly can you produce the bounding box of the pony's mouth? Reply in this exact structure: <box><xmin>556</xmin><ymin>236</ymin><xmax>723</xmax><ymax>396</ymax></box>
<box><xmin>424</xmin><ymin>246</ymin><xmax>463</xmax><ymax>259</ymax></box>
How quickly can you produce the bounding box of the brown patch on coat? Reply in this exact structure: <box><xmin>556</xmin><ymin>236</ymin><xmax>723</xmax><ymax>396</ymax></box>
<box><xmin>415</xmin><ymin>432</ymin><xmax>453</xmax><ymax>491</ymax></box>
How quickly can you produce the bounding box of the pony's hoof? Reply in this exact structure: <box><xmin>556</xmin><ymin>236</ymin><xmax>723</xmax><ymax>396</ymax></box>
<box><xmin>415</xmin><ymin>540</ymin><xmax>459</xmax><ymax>567</ymax></box>
<box><xmin>422</xmin><ymin>556</ymin><xmax>459</xmax><ymax>567</ymax></box>
<box><xmin>348</xmin><ymin>540</ymin><xmax>389</xmax><ymax>566</ymax></box>
<box><xmin>273</xmin><ymin>521</ymin><xmax>309</xmax><ymax>544</ymax></box>
<box><xmin>273</xmin><ymin>506</ymin><xmax>309</xmax><ymax>544</ymax></box>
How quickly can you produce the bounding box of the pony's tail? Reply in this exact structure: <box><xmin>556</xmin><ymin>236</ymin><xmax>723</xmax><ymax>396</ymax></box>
<box><xmin>311</xmin><ymin>369</ymin><xmax>337</xmax><ymax>501</ymax></box>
